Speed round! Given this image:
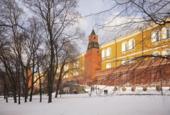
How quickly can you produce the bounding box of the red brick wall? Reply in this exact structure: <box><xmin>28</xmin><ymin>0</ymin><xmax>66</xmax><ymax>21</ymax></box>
<box><xmin>95</xmin><ymin>62</ymin><xmax>170</xmax><ymax>86</ymax></box>
<box><xmin>84</xmin><ymin>34</ymin><xmax>101</xmax><ymax>83</ymax></box>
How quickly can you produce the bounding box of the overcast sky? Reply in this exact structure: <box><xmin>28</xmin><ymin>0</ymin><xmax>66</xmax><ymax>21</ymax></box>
<box><xmin>76</xmin><ymin>0</ymin><xmax>150</xmax><ymax>53</ymax></box>
<box><xmin>77</xmin><ymin>0</ymin><xmax>113</xmax><ymax>33</ymax></box>
<box><xmin>76</xmin><ymin>0</ymin><xmax>117</xmax><ymax>52</ymax></box>
<box><xmin>18</xmin><ymin>0</ymin><xmax>168</xmax><ymax>53</ymax></box>
<box><xmin>19</xmin><ymin>0</ymin><xmax>140</xmax><ymax>53</ymax></box>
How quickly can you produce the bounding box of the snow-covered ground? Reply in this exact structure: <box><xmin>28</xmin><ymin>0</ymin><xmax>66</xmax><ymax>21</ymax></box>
<box><xmin>0</xmin><ymin>85</ymin><xmax>170</xmax><ymax>115</ymax></box>
<box><xmin>0</xmin><ymin>93</ymin><xmax>170</xmax><ymax>115</ymax></box>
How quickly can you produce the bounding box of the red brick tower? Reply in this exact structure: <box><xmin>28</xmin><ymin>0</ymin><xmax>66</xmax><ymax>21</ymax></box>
<box><xmin>84</xmin><ymin>30</ymin><xmax>101</xmax><ymax>83</ymax></box>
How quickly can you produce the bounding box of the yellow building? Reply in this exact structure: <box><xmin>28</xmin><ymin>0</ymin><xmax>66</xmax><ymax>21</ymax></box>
<box><xmin>63</xmin><ymin>53</ymin><xmax>85</xmax><ymax>80</ymax></box>
<box><xmin>100</xmin><ymin>24</ymin><xmax>170</xmax><ymax>70</ymax></box>
<box><xmin>65</xmin><ymin>23</ymin><xmax>170</xmax><ymax>85</ymax></box>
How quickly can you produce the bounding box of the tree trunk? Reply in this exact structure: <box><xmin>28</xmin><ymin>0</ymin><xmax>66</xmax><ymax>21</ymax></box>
<box><xmin>17</xmin><ymin>66</ymin><xmax>21</xmax><ymax>105</ymax></box>
<box><xmin>13</xmin><ymin>89</ymin><xmax>17</xmax><ymax>103</ymax></box>
<box><xmin>48</xmin><ymin>71</ymin><xmax>53</xmax><ymax>103</ymax></box>
<box><xmin>18</xmin><ymin>79</ymin><xmax>21</xmax><ymax>104</ymax></box>
<box><xmin>37</xmin><ymin>60</ymin><xmax>42</xmax><ymax>102</ymax></box>
<box><xmin>30</xmin><ymin>56</ymin><xmax>35</xmax><ymax>102</ymax></box>
<box><xmin>48</xmin><ymin>37</ymin><xmax>54</xmax><ymax>103</ymax></box>
<box><xmin>24</xmin><ymin>84</ymin><xmax>28</xmax><ymax>102</ymax></box>
<box><xmin>23</xmin><ymin>69</ymin><xmax>28</xmax><ymax>103</ymax></box>
<box><xmin>160</xmin><ymin>69</ymin><xmax>163</xmax><ymax>96</ymax></box>
<box><xmin>55</xmin><ymin>60</ymin><xmax>66</xmax><ymax>98</ymax></box>
<box><xmin>3</xmin><ymin>77</ymin><xmax>8</xmax><ymax>103</ymax></box>
<box><xmin>55</xmin><ymin>76</ymin><xmax>62</xmax><ymax>98</ymax></box>
<box><xmin>48</xmin><ymin>78</ymin><xmax>52</xmax><ymax>103</ymax></box>
<box><xmin>39</xmin><ymin>77</ymin><xmax>42</xmax><ymax>102</ymax></box>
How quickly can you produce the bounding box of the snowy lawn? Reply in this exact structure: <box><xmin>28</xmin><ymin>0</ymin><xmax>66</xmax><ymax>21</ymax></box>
<box><xmin>0</xmin><ymin>94</ymin><xmax>170</xmax><ymax>115</ymax></box>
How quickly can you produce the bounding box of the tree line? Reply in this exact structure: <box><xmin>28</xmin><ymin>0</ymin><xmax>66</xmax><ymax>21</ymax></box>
<box><xmin>0</xmin><ymin>0</ymin><xmax>81</xmax><ymax>104</ymax></box>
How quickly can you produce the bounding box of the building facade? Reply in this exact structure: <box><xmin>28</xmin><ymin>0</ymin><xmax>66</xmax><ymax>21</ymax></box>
<box><xmin>67</xmin><ymin>23</ymin><xmax>170</xmax><ymax>86</ymax></box>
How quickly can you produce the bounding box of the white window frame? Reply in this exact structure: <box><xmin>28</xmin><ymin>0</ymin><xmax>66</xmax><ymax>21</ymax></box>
<box><xmin>128</xmin><ymin>39</ymin><xmax>135</xmax><ymax>50</ymax></box>
<box><xmin>162</xmin><ymin>50</ymin><xmax>167</xmax><ymax>56</ymax></box>
<box><xmin>122</xmin><ymin>42</ymin><xmax>127</xmax><ymax>52</ymax></box>
<box><xmin>162</xmin><ymin>49</ymin><xmax>170</xmax><ymax>56</ymax></box>
<box><xmin>73</xmin><ymin>71</ymin><xmax>79</xmax><ymax>76</ymax></box>
<box><xmin>121</xmin><ymin>59</ymin><xmax>127</xmax><ymax>65</ymax></box>
<box><xmin>161</xmin><ymin>27</ymin><xmax>167</xmax><ymax>39</ymax></box>
<box><xmin>151</xmin><ymin>31</ymin><xmax>160</xmax><ymax>42</ymax></box>
<box><xmin>152</xmin><ymin>51</ymin><xmax>160</xmax><ymax>57</ymax></box>
<box><xmin>167</xmin><ymin>27</ymin><xmax>170</xmax><ymax>38</ymax></box>
<box><xmin>102</xmin><ymin>49</ymin><xmax>105</xmax><ymax>58</ymax></box>
<box><xmin>106</xmin><ymin>47</ymin><xmax>111</xmax><ymax>57</ymax></box>
<box><xmin>64</xmin><ymin>74</ymin><xmax>69</xmax><ymax>78</ymax></box>
<box><xmin>166</xmin><ymin>49</ymin><xmax>170</xmax><ymax>56</ymax></box>
<box><xmin>73</xmin><ymin>61</ymin><xmax>79</xmax><ymax>68</ymax></box>
<box><xmin>64</xmin><ymin>65</ymin><xmax>69</xmax><ymax>71</ymax></box>
<box><xmin>106</xmin><ymin>63</ymin><xmax>112</xmax><ymax>69</ymax></box>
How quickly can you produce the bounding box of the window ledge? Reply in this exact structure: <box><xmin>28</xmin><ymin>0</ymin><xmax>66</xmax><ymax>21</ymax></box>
<box><xmin>102</xmin><ymin>56</ymin><xmax>112</xmax><ymax>60</ymax></box>
<box><xmin>121</xmin><ymin>48</ymin><xmax>135</xmax><ymax>55</ymax></box>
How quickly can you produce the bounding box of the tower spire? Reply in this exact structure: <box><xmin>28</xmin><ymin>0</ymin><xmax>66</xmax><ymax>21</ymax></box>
<box><xmin>90</xmin><ymin>29</ymin><xmax>96</xmax><ymax>35</ymax></box>
<box><xmin>87</xmin><ymin>29</ymin><xmax>99</xmax><ymax>50</ymax></box>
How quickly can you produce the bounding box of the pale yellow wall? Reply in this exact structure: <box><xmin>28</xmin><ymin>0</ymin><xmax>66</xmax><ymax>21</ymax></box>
<box><xmin>64</xmin><ymin>53</ymin><xmax>85</xmax><ymax>78</ymax></box>
<box><xmin>100</xmin><ymin>24</ymin><xmax>170</xmax><ymax>70</ymax></box>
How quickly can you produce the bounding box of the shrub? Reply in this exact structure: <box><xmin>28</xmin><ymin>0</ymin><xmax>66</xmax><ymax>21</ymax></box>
<box><xmin>113</xmin><ymin>87</ymin><xmax>117</xmax><ymax>91</ymax></box>
<box><xmin>143</xmin><ymin>87</ymin><xmax>147</xmax><ymax>91</ymax></box>
<box><xmin>122</xmin><ymin>87</ymin><xmax>126</xmax><ymax>91</ymax></box>
<box><xmin>131</xmin><ymin>87</ymin><xmax>136</xmax><ymax>92</ymax></box>
<box><xmin>156</xmin><ymin>85</ymin><xmax>162</xmax><ymax>91</ymax></box>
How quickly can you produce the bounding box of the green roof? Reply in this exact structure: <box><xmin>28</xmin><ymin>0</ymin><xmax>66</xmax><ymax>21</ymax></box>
<box><xmin>90</xmin><ymin>29</ymin><xmax>96</xmax><ymax>35</ymax></box>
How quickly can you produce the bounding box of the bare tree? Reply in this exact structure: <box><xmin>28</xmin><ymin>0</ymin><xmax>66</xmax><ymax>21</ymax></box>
<box><xmin>114</xmin><ymin>0</ymin><xmax>170</xmax><ymax>25</ymax></box>
<box><xmin>0</xmin><ymin>34</ymin><xmax>18</xmax><ymax>103</ymax></box>
<box><xmin>54</xmin><ymin>41</ymin><xmax>79</xmax><ymax>98</ymax></box>
<box><xmin>36</xmin><ymin>52</ymin><xmax>45</xmax><ymax>102</ymax></box>
<box><xmin>0</xmin><ymin>7</ymin><xmax>18</xmax><ymax>103</ymax></box>
<box><xmin>25</xmin><ymin>0</ymin><xmax>79</xmax><ymax>103</ymax></box>
<box><xmin>23</xmin><ymin>17</ymin><xmax>42</xmax><ymax>102</ymax></box>
<box><xmin>95</xmin><ymin>0</ymin><xmax>170</xmax><ymax>30</ymax></box>
<box><xmin>0</xmin><ymin>0</ymin><xmax>40</xmax><ymax>104</ymax></box>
